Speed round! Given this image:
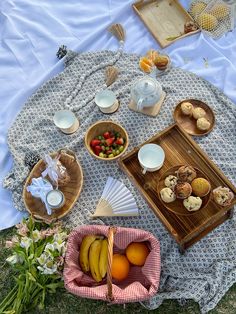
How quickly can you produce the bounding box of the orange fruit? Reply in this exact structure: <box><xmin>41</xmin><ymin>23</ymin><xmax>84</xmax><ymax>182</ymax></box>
<box><xmin>126</xmin><ymin>242</ymin><xmax>149</xmax><ymax>266</ymax></box>
<box><xmin>146</xmin><ymin>49</ymin><xmax>159</xmax><ymax>62</ymax></box>
<box><xmin>111</xmin><ymin>254</ymin><xmax>130</xmax><ymax>281</ymax></box>
<box><xmin>139</xmin><ymin>57</ymin><xmax>153</xmax><ymax>73</ymax></box>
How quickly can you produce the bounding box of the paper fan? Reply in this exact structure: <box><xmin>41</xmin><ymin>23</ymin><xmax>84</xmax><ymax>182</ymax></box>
<box><xmin>92</xmin><ymin>177</ymin><xmax>139</xmax><ymax>217</ymax></box>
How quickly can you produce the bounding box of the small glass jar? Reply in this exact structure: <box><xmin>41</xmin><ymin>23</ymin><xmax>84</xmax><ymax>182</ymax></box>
<box><xmin>45</xmin><ymin>190</ymin><xmax>65</xmax><ymax>210</ymax></box>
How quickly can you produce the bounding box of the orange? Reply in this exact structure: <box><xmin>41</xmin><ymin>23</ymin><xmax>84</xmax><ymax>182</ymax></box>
<box><xmin>111</xmin><ymin>254</ymin><xmax>130</xmax><ymax>281</ymax></box>
<box><xmin>139</xmin><ymin>57</ymin><xmax>153</xmax><ymax>73</ymax></box>
<box><xmin>126</xmin><ymin>242</ymin><xmax>149</xmax><ymax>266</ymax></box>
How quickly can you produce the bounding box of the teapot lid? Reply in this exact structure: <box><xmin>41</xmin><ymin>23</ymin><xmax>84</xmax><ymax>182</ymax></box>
<box><xmin>133</xmin><ymin>76</ymin><xmax>161</xmax><ymax>96</ymax></box>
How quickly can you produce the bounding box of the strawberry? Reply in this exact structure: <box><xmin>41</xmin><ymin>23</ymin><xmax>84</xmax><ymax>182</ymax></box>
<box><xmin>90</xmin><ymin>139</ymin><xmax>101</xmax><ymax>147</ymax></box>
<box><xmin>94</xmin><ymin>145</ymin><xmax>102</xmax><ymax>156</ymax></box>
<box><xmin>103</xmin><ymin>132</ymin><xmax>110</xmax><ymax>139</ymax></box>
<box><xmin>105</xmin><ymin>137</ymin><xmax>115</xmax><ymax>146</ymax></box>
<box><xmin>115</xmin><ymin>137</ymin><xmax>124</xmax><ymax>145</ymax></box>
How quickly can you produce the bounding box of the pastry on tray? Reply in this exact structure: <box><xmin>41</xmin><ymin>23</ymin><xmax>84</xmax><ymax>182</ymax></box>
<box><xmin>196</xmin><ymin>117</ymin><xmax>211</xmax><ymax>131</ymax></box>
<box><xmin>183</xmin><ymin>196</ymin><xmax>203</xmax><ymax>211</ymax></box>
<box><xmin>213</xmin><ymin>186</ymin><xmax>234</xmax><ymax>206</ymax></box>
<box><xmin>181</xmin><ymin>101</ymin><xmax>193</xmax><ymax>116</ymax></box>
<box><xmin>160</xmin><ymin>187</ymin><xmax>176</xmax><ymax>203</ymax></box>
<box><xmin>175</xmin><ymin>182</ymin><xmax>192</xmax><ymax>199</ymax></box>
<box><xmin>192</xmin><ymin>107</ymin><xmax>206</xmax><ymax>119</ymax></box>
<box><xmin>164</xmin><ymin>175</ymin><xmax>178</xmax><ymax>190</ymax></box>
<box><xmin>191</xmin><ymin>177</ymin><xmax>211</xmax><ymax>197</ymax></box>
<box><xmin>176</xmin><ymin>165</ymin><xmax>197</xmax><ymax>183</ymax></box>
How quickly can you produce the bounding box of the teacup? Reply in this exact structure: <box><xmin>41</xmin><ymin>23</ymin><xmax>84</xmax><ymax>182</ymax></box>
<box><xmin>138</xmin><ymin>144</ymin><xmax>165</xmax><ymax>175</ymax></box>
<box><xmin>95</xmin><ymin>90</ymin><xmax>119</xmax><ymax>114</ymax></box>
<box><xmin>53</xmin><ymin>110</ymin><xmax>79</xmax><ymax>134</ymax></box>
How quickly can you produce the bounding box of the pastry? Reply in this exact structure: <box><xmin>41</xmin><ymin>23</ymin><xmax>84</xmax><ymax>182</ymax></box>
<box><xmin>160</xmin><ymin>187</ymin><xmax>176</xmax><ymax>203</ymax></box>
<box><xmin>164</xmin><ymin>175</ymin><xmax>178</xmax><ymax>190</ymax></box>
<box><xmin>191</xmin><ymin>177</ymin><xmax>211</xmax><ymax>197</ymax></box>
<box><xmin>154</xmin><ymin>55</ymin><xmax>169</xmax><ymax>70</ymax></box>
<box><xmin>184</xmin><ymin>21</ymin><xmax>198</xmax><ymax>34</ymax></box>
<box><xmin>192</xmin><ymin>107</ymin><xmax>206</xmax><ymax>119</ymax></box>
<box><xmin>183</xmin><ymin>196</ymin><xmax>202</xmax><ymax>211</ymax></box>
<box><xmin>181</xmin><ymin>101</ymin><xmax>193</xmax><ymax>116</ymax></box>
<box><xmin>175</xmin><ymin>182</ymin><xmax>192</xmax><ymax>199</ymax></box>
<box><xmin>213</xmin><ymin>186</ymin><xmax>234</xmax><ymax>207</ymax></box>
<box><xmin>190</xmin><ymin>2</ymin><xmax>207</xmax><ymax>17</ymax></box>
<box><xmin>210</xmin><ymin>4</ymin><xmax>229</xmax><ymax>20</ymax></box>
<box><xmin>196</xmin><ymin>117</ymin><xmax>211</xmax><ymax>131</ymax></box>
<box><xmin>197</xmin><ymin>13</ymin><xmax>218</xmax><ymax>31</ymax></box>
<box><xmin>176</xmin><ymin>165</ymin><xmax>197</xmax><ymax>183</ymax></box>
<box><xmin>146</xmin><ymin>49</ymin><xmax>159</xmax><ymax>62</ymax></box>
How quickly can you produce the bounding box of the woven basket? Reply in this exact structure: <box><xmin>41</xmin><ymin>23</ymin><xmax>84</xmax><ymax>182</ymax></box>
<box><xmin>23</xmin><ymin>149</ymin><xmax>83</xmax><ymax>223</ymax></box>
<box><xmin>64</xmin><ymin>225</ymin><xmax>161</xmax><ymax>303</ymax></box>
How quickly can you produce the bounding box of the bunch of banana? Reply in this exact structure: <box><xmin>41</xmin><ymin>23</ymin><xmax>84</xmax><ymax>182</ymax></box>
<box><xmin>79</xmin><ymin>235</ymin><xmax>109</xmax><ymax>282</ymax></box>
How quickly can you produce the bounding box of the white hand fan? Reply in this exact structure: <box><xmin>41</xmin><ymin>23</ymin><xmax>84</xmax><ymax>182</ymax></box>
<box><xmin>92</xmin><ymin>177</ymin><xmax>139</xmax><ymax>217</ymax></box>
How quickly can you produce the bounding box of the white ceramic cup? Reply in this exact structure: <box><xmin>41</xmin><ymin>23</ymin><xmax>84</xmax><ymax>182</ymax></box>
<box><xmin>53</xmin><ymin>110</ymin><xmax>79</xmax><ymax>134</ymax></box>
<box><xmin>138</xmin><ymin>144</ymin><xmax>165</xmax><ymax>175</ymax></box>
<box><xmin>95</xmin><ymin>90</ymin><xmax>119</xmax><ymax>114</ymax></box>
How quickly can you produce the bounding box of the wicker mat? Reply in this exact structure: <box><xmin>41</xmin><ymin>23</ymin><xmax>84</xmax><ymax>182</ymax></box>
<box><xmin>3</xmin><ymin>49</ymin><xmax>236</xmax><ymax>313</ymax></box>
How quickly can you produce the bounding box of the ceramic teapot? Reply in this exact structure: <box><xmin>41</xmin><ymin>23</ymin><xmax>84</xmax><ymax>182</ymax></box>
<box><xmin>130</xmin><ymin>76</ymin><xmax>162</xmax><ymax>111</ymax></box>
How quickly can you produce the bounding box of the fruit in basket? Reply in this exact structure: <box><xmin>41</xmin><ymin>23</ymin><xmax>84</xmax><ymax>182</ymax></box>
<box><xmin>210</xmin><ymin>4</ymin><xmax>229</xmax><ymax>20</ymax></box>
<box><xmin>90</xmin><ymin>131</ymin><xmax>125</xmax><ymax>158</ymax></box>
<box><xmin>190</xmin><ymin>2</ymin><xmax>207</xmax><ymax>18</ymax></box>
<box><xmin>99</xmin><ymin>239</ymin><xmax>109</xmax><ymax>279</ymax></box>
<box><xmin>79</xmin><ymin>235</ymin><xmax>103</xmax><ymax>273</ymax></box>
<box><xmin>139</xmin><ymin>57</ymin><xmax>154</xmax><ymax>73</ymax></box>
<box><xmin>197</xmin><ymin>13</ymin><xmax>218</xmax><ymax>31</ymax></box>
<box><xmin>89</xmin><ymin>239</ymin><xmax>103</xmax><ymax>282</ymax></box>
<box><xmin>111</xmin><ymin>254</ymin><xmax>130</xmax><ymax>281</ymax></box>
<box><xmin>126</xmin><ymin>242</ymin><xmax>149</xmax><ymax>266</ymax></box>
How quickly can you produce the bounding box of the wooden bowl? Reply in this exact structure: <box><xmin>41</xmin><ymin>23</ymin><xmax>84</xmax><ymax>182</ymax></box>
<box><xmin>85</xmin><ymin>121</ymin><xmax>129</xmax><ymax>161</ymax></box>
<box><xmin>173</xmin><ymin>99</ymin><xmax>215</xmax><ymax>136</ymax></box>
<box><xmin>157</xmin><ymin>165</ymin><xmax>211</xmax><ymax>216</ymax></box>
<box><xmin>23</xmin><ymin>149</ymin><xmax>83</xmax><ymax>223</ymax></box>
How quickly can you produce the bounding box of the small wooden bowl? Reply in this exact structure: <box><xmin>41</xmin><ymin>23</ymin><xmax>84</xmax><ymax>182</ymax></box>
<box><xmin>85</xmin><ymin>121</ymin><xmax>129</xmax><ymax>161</ymax></box>
<box><xmin>23</xmin><ymin>149</ymin><xmax>83</xmax><ymax>223</ymax></box>
<box><xmin>173</xmin><ymin>99</ymin><xmax>215</xmax><ymax>136</ymax></box>
<box><xmin>157</xmin><ymin>165</ymin><xmax>211</xmax><ymax>216</ymax></box>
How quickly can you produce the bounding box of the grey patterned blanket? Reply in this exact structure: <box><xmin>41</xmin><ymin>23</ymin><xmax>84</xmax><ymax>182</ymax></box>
<box><xmin>3</xmin><ymin>49</ymin><xmax>236</xmax><ymax>313</ymax></box>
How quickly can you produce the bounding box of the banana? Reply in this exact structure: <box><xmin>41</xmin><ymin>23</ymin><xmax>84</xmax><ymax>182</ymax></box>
<box><xmin>79</xmin><ymin>235</ymin><xmax>102</xmax><ymax>273</ymax></box>
<box><xmin>89</xmin><ymin>239</ymin><xmax>103</xmax><ymax>282</ymax></box>
<box><xmin>99</xmin><ymin>239</ymin><xmax>108</xmax><ymax>278</ymax></box>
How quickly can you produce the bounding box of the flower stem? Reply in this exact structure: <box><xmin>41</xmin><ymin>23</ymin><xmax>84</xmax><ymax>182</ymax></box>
<box><xmin>0</xmin><ymin>284</ymin><xmax>18</xmax><ymax>311</ymax></box>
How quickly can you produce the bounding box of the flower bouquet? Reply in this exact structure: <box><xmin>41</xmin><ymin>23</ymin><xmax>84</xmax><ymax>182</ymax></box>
<box><xmin>0</xmin><ymin>217</ymin><xmax>68</xmax><ymax>313</ymax></box>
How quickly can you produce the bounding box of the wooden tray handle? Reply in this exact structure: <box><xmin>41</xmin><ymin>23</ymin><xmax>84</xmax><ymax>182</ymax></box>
<box><xmin>106</xmin><ymin>226</ymin><xmax>117</xmax><ymax>301</ymax></box>
<box><xmin>58</xmin><ymin>148</ymin><xmax>77</xmax><ymax>161</ymax></box>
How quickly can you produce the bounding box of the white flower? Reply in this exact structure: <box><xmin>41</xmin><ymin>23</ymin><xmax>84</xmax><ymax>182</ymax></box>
<box><xmin>32</xmin><ymin>229</ymin><xmax>41</xmax><ymax>242</ymax></box>
<box><xmin>53</xmin><ymin>232</ymin><xmax>67</xmax><ymax>244</ymax></box>
<box><xmin>53</xmin><ymin>241</ymin><xmax>65</xmax><ymax>254</ymax></box>
<box><xmin>6</xmin><ymin>254</ymin><xmax>23</xmax><ymax>265</ymax></box>
<box><xmin>20</xmin><ymin>237</ymin><xmax>33</xmax><ymax>250</ymax></box>
<box><xmin>45</xmin><ymin>243</ymin><xmax>55</xmax><ymax>253</ymax></box>
<box><xmin>37</xmin><ymin>264</ymin><xmax>57</xmax><ymax>275</ymax></box>
<box><xmin>37</xmin><ymin>252</ymin><xmax>49</xmax><ymax>266</ymax></box>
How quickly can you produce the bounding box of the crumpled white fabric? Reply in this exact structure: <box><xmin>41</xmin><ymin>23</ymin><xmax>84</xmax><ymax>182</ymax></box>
<box><xmin>0</xmin><ymin>0</ymin><xmax>236</xmax><ymax>230</ymax></box>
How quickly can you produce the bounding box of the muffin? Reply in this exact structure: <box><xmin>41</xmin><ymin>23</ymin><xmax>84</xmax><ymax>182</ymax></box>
<box><xmin>154</xmin><ymin>55</ymin><xmax>169</xmax><ymax>70</ymax></box>
<box><xmin>197</xmin><ymin>13</ymin><xmax>218</xmax><ymax>31</ymax></box>
<box><xmin>164</xmin><ymin>175</ymin><xmax>178</xmax><ymax>190</ymax></box>
<box><xmin>191</xmin><ymin>177</ymin><xmax>211</xmax><ymax>197</ymax></box>
<box><xmin>192</xmin><ymin>107</ymin><xmax>206</xmax><ymax>119</ymax></box>
<box><xmin>160</xmin><ymin>187</ymin><xmax>176</xmax><ymax>203</ymax></box>
<box><xmin>183</xmin><ymin>196</ymin><xmax>202</xmax><ymax>211</ymax></box>
<box><xmin>176</xmin><ymin>165</ymin><xmax>197</xmax><ymax>183</ymax></box>
<box><xmin>213</xmin><ymin>186</ymin><xmax>234</xmax><ymax>207</ymax></box>
<box><xmin>181</xmin><ymin>102</ymin><xmax>193</xmax><ymax>116</ymax></box>
<box><xmin>210</xmin><ymin>4</ymin><xmax>229</xmax><ymax>20</ymax></box>
<box><xmin>196</xmin><ymin>117</ymin><xmax>211</xmax><ymax>131</ymax></box>
<box><xmin>190</xmin><ymin>2</ymin><xmax>207</xmax><ymax>18</ymax></box>
<box><xmin>175</xmin><ymin>182</ymin><xmax>192</xmax><ymax>199</ymax></box>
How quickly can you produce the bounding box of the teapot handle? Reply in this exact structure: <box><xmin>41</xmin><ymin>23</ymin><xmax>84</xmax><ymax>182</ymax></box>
<box><xmin>137</xmin><ymin>98</ymin><xmax>144</xmax><ymax>111</ymax></box>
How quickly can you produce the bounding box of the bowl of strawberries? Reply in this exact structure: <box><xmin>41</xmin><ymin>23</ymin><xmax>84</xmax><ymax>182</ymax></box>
<box><xmin>85</xmin><ymin>121</ymin><xmax>129</xmax><ymax>161</ymax></box>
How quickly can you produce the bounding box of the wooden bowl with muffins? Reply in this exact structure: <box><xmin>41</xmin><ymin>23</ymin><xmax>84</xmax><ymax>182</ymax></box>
<box><xmin>157</xmin><ymin>165</ymin><xmax>212</xmax><ymax>216</ymax></box>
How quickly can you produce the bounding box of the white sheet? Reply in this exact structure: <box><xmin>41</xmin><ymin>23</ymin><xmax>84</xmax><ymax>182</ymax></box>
<box><xmin>0</xmin><ymin>0</ymin><xmax>236</xmax><ymax>230</ymax></box>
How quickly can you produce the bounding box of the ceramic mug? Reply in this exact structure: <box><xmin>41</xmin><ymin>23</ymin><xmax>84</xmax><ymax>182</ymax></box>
<box><xmin>53</xmin><ymin>110</ymin><xmax>79</xmax><ymax>134</ymax></box>
<box><xmin>95</xmin><ymin>90</ymin><xmax>119</xmax><ymax>114</ymax></box>
<box><xmin>138</xmin><ymin>144</ymin><xmax>165</xmax><ymax>175</ymax></box>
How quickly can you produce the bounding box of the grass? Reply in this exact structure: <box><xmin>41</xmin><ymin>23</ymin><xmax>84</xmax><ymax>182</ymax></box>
<box><xmin>0</xmin><ymin>228</ymin><xmax>235</xmax><ymax>314</ymax></box>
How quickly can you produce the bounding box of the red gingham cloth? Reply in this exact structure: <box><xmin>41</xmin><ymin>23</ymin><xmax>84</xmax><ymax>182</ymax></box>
<box><xmin>63</xmin><ymin>225</ymin><xmax>161</xmax><ymax>304</ymax></box>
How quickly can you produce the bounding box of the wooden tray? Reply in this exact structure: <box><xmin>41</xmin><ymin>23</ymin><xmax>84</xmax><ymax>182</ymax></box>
<box><xmin>119</xmin><ymin>124</ymin><xmax>236</xmax><ymax>252</ymax></box>
<box><xmin>23</xmin><ymin>149</ymin><xmax>83</xmax><ymax>223</ymax></box>
<box><xmin>157</xmin><ymin>166</ymin><xmax>211</xmax><ymax>216</ymax></box>
<box><xmin>133</xmin><ymin>0</ymin><xmax>200</xmax><ymax>48</ymax></box>
<box><xmin>173</xmin><ymin>99</ymin><xmax>215</xmax><ymax>136</ymax></box>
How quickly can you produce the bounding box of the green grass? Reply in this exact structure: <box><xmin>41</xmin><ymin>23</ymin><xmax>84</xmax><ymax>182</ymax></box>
<box><xmin>0</xmin><ymin>228</ymin><xmax>235</xmax><ymax>314</ymax></box>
